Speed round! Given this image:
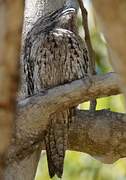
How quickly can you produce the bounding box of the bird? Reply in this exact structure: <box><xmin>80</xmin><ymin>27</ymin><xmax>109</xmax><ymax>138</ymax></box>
<box><xmin>23</xmin><ymin>1</ymin><xmax>90</xmax><ymax>178</ymax></box>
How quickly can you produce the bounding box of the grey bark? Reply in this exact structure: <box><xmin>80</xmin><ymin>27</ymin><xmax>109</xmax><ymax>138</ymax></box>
<box><xmin>16</xmin><ymin>72</ymin><xmax>120</xmax><ymax>146</ymax></box>
<box><xmin>6</xmin><ymin>72</ymin><xmax>121</xmax><ymax>164</ymax></box>
<box><xmin>23</xmin><ymin>0</ymin><xmax>66</xmax><ymax>35</ymax></box>
<box><xmin>7</xmin><ymin>108</ymin><xmax>126</xmax><ymax>165</ymax></box>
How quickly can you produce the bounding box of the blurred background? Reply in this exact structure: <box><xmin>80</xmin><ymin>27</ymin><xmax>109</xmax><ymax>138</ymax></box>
<box><xmin>35</xmin><ymin>0</ymin><xmax>126</xmax><ymax>179</ymax></box>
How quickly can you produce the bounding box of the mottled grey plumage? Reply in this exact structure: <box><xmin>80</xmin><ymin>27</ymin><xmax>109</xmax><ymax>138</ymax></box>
<box><xmin>23</xmin><ymin>5</ymin><xmax>90</xmax><ymax>179</ymax></box>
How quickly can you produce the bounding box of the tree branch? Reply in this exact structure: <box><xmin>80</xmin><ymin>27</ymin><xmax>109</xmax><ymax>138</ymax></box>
<box><xmin>69</xmin><ymin>110</ymin><xmax>126</xmax><ymax>163</ymax></box>
<box><xmin>16</xmin><ymin>72</ymin><xmax>119</xmax><ymax>141</ymax></box>
<box><xmin>77</xmin><ymin>0</ymin><xmax>97</xmax><ymax>110</ymax></box>
<box><xmin>78</xmin><ymin>0</ymin><xmax>95</xmax><ymax>75</ymax></box>
<box><xmin>8</xmin><ymin>109</ymin><xmax>126</xmax><ymax>165</ymax></box>
<box><xmin>6</xmin><ymin>72</ymin><xmax>122</xmax><ymax>164</ymax></box>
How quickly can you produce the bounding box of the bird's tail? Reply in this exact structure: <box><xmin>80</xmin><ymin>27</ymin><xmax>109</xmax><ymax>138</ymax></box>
<box><xmin>44</xmin><ymin>117</ymin><xmax>68</xmax><ymax>178</ymax></box>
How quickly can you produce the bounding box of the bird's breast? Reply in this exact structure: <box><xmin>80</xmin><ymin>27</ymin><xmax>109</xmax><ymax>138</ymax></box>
<box><xmin>30</xmin><ymin>28</ymin><xmax>89</xmax><ymax>92</ymax></box>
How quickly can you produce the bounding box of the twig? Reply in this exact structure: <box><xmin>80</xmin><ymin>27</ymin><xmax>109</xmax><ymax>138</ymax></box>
<box><xmin>77</xmin><ymin>0</ymin><xmax>97</xmax><ymax>110</ymax></box>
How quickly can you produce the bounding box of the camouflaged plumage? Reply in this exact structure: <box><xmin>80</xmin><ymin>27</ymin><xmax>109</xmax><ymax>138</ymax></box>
<box><xmin>23</xmin><ymin>7</ymin><xmax>90</xmax><ymax>178</ymax></box>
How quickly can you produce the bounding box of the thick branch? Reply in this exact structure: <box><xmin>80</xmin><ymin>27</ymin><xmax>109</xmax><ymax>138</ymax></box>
<box><xmin>8</xmin><ymin>108</ymin><xmax>126</xmax><ymax>165</ymax></box>
<box><xmin>16</xmin><ymin>72</ymin><xmax>120</xmax><ymax>140</ymax></box>
<box><xmin>69</xmin><ymin>110</ymin><xmax>126</xmax><ymax>163</ymax></box>
<box><xmin>6</xmin><ymin>72</ymin><xmax>122</xmax><ymax>164</ymax></box>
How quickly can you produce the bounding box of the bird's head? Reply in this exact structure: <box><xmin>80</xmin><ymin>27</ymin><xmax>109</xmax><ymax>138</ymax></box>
<box><xmin>57</xmin><ymin>0</ymin><xmax>79</xmax><ymax>31</ymax></box>
<box><xmin>33</xmin><ymin>0</ymin><xmax>79</xmax><ymax>33</ymax></box>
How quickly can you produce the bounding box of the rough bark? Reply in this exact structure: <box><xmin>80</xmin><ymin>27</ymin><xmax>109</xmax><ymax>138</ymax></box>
<box><xmin>6</xmin><ymin>72</ymin><xmax>121</xmax><ymax>164</ymax></box>
<box><xmin>16</xmin><ymin>72</ymin><xmax>120</xmax><ymax>145</ymax></box>
<box><xmin>70</xmin><ymin>110</ymin><xmax>126</xmax><ymax>164</ymax></box>
<box><xmin>4</xmin><ymin>148</ymin><xmax>41</xmax><ymax>180</ymax></box>
<box><xmin>0</xmin><ymin>1</ymin><xmax>24</xmax><ymax>178</ymax></box>
<box><xmin>13</xmin><ymin>72</ymin><xmax>120</xmax><ymax>160</ymax></box>
<box><xmin>92</xmin><ymin>0</ymin><xmax>126</xmax><ymax>99</ymax></box>
<box><xmin>7</xmin><ymin>108</ymin><xmax>126</xmax><ymax>165</ymax></box>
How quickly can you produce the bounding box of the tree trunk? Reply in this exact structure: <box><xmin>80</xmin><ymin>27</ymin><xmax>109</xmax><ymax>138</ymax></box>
<box><xmin>4</xmin><ymin>148</ymin><xmax>41</xmax><ymax>180</ymax></box>
<box><xmin>0</xmin><ymin>1</ymin><xmax>24</xmax><ymax>179</ymax></box>
<box><xmin>5</xmin><ymin>0</ymin><xmax>67</xmax><ymax>180</ymax></box>
<box><xmin>92</xmin><ymin>0</ymin><xmax>126</xmax><ymax>99</ymax></box>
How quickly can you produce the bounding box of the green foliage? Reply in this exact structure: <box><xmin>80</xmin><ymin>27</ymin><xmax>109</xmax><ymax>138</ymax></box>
<box><xmin>36</xmin><ymin>152</ymin><xmax>126</xmax><ymax>180</ymax></box>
